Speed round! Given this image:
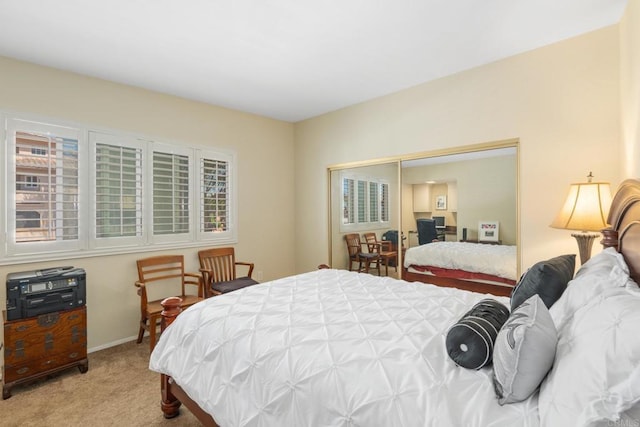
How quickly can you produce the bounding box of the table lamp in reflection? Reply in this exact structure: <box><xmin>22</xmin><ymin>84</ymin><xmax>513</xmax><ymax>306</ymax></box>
<box><xmin>550</xmin><ymin>172</ymin><xmax>612</xmax><ymax>265</ymax></box>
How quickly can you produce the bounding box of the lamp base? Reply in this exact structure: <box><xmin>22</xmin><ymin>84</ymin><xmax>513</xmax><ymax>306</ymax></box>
<box><xmin>571</xmin><ymin>232</ymin><xmax>601</xmax><ymax>265</ymax></box>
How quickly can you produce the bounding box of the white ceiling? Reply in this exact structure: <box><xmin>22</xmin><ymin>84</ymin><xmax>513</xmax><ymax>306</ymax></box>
<box><xmin>0</xmin><ymin>0</ymin><xmax>628</xmax><ymax>122</ymax></box>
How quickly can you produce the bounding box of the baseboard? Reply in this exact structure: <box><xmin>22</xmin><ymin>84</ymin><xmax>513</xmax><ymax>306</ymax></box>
<box><xmin>88</xmin><ymin>335</ymin><xmax>139</xmax><ymax>354</ymax></box>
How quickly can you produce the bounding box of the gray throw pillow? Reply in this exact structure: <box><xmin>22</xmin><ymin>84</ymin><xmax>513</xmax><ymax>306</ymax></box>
<box><xmin>493</xmin><ymin>294</ymin><xmax>557</xmax><ymax>405</ymax></box>
<box><xmin>510</xmin><ymin>254</ymin><xmax>575</xmax><ymax>311</ymax></box>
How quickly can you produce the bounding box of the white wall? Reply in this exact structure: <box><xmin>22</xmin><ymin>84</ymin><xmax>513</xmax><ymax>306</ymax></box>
<box><xmin>295</xmin><ymin>26</ymin><xmax>622</xmax><ymax>273</ymax></box>
<box><xmin>0</xmin><ymin>57</ymin><xmax>296</xmax><ymax>350</ymax></box>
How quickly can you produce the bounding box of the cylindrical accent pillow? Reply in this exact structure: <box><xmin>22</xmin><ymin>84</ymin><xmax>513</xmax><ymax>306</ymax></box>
<box><xmin>446</xmin><ymin>299</ymin><xmax>510</xmax><ymax>369</ymax></box>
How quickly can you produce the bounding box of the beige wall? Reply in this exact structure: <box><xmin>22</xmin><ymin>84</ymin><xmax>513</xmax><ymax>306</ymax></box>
<box><xmin>295</xmin><ymin>26</ymin><xmax>622</xmax><ymax>273</ymax></box>
<box><xmin>620</xmin><ymin>0</ymin><xmax>640</xmax><ymax>177</ymax></box>
<box><xmin>0</xmin><ymin>57</ymin><xmax>296</xmax><ymax>350</ymax></box>
<box><xmin>402</xmin><ymin>154</ymin><xmax>517</xmax><ymax>245</ymax></box>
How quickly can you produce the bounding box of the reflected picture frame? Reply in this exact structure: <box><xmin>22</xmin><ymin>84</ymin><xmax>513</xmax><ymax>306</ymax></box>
<box><xmin>478</xmin><ymin>221</ymin><xmax>499</xmax><ymax>242</ymax></box>
<box><xmin>435</xmin><ymin>195</ymin><xmax>447</xmax><ymax>210</ymax></box>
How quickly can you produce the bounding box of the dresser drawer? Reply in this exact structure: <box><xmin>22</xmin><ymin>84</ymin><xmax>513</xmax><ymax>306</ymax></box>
<box><xmin>4</xmin><ymin>308</ymin><xmax>87</xmax><ymax>365</ymax></box>
<box><xmin>4</xmin><ymin>349</ymin><xmax>86</xmax><ymax>383</ymax></box>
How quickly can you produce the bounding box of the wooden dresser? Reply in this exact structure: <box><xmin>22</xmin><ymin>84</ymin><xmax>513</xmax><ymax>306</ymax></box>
<box><xmin>2</xmin><ymin>306</ymin><xmax>88</xmax><ymax>399</ymax></box>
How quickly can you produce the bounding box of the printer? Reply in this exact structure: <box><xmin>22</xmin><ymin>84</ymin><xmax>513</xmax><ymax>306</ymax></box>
<box><xmin>5</xmin><ymin>266</ymin><xmax>86</xmax><ymax>321</ymax></box>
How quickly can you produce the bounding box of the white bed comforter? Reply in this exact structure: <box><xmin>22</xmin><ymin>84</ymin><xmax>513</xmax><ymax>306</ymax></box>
<box><xmin>149</xmin><ymin>269</ymin><xmax>538</xmax><ymax>427</ymax></box>
<box><xmin>403</xmin><ymin>241</ymin><xmax>517</xmax><ymax>280</ymax></box>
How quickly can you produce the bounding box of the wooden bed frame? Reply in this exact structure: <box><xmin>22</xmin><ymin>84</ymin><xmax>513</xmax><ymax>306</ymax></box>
<box><xmin>402</xmin><ymin>267</ymin><xmax>515</xmax><ymax>297</ymax></box>
<box><xmin>157</xmin><ymin>178</ymin><xmax>640</xmax><ymax>425</ymax></box>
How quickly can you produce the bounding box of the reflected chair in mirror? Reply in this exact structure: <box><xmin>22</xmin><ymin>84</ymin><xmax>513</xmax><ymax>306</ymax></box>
<box><xmin>198</xmin><ymin>247</ymin><xmax>259</xmax><ymax>297</ymax></box>
<box><xmin>344</xmin><ymin>233</ymin><xmax>381</xmax><ymax>275</ymax></box>
<box><xmin>417</xmin><ymin>219</ymin><xmax>441</xmax><ymax>245</ymax></box>
<box><xmin>135</xmin><ymin>255</ymin><xmax>204</xmax><ymax>350</ymax></box>
<box><xmin>363</xmin><ymin>232</ymin><xmax>398</xmax><ymax>276</ymax></box>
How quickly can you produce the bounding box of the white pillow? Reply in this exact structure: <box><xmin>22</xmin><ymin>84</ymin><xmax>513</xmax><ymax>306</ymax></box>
<box><xmin>538</xmin><ymin>290</ymin><xmax>640</xmax><ymax>425</ymax></box>
<box><xmin>550</xmin><ymin>248</ymin><xmax>634</xmax><ymax>331</ymax></box>
<box><xmin>492</xmin><ymin>294</ymin><xmax>557</xmax><ymax>404</ymax></box>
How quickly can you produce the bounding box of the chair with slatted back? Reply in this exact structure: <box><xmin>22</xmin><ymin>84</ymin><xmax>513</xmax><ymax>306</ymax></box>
<box><xmin>345</xmin><ymin>233</ymin><xmax>381</xmax><ymax>275</ymax></box>
<box><xmin>363</xmin><ymin>232</ymin><xmax>398</xmax><ymax>276</ymax></box>
<box><xmin>135</xmin><ymin>255</ymin><xmax>204</xmax><ymax>350</ymax></box>
<box><xmin>198</xmin><ymin>247</ymin><xmax>259</xmax><ymax>297</ymax></box>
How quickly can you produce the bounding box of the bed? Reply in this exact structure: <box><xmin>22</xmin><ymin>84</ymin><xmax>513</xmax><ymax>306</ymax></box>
<box><xmin>149</xmin><ymin>178</ymin><xmax>640</xmax><ymax>426</ymax></box>
<box><xmin>402</xmin><ymin>241</ymin><xmax>517</xmax><ymax>296</ymax></box>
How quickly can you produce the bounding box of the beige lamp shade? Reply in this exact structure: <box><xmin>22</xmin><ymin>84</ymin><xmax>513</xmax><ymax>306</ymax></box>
<box><xmin>550</xmin><ymin>181</ymin><xmax>612</xmax><ymax>232</ymax></box>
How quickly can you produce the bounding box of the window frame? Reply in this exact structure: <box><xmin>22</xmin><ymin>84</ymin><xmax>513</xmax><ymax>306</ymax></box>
<box><xmin>196</xmin><ymin>149</ymin><xmax>237</xmax><ymax>244</ymax></box>
<box><xmin>89</xmin><ymin>131</ymin><xmax>146</xmax><ymax>250</ymax></box>
<box><xmin>5</xmin><ymin>118</ymin><xmax>87</xmax><ymax>257</ymax></box>
<box><xmin>1</xmin><ymin>111</ymin><xmax>239</xmax><ymax>265</ymax></box>
<box><xmin>339</xmin><ymin>171</ymin><xmax>390</xmax><ymax>232</ymax></box>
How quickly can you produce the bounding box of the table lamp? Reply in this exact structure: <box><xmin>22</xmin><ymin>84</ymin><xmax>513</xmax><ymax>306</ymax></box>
<box><xmin>550</xmin><ymin>172</ymin><xmax>612</xmax><ymax>264</ymax></box>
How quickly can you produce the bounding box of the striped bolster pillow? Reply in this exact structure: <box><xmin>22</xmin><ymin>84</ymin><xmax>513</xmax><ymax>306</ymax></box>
<box><xmin>446</xmin><ymin>299</ymin><xmax>510</xmax><ymax>370</ymax></box>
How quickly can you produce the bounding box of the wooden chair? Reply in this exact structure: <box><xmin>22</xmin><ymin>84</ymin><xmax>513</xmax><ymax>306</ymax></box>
<box><xmin>363</xmin><ymin>232</ymin><xmax>398</xmax><ymax>276</ymax></box>
<box><xmin>135</xmin><ymin>255</ymin><xmax>204</xmax><ymax>350</ymax></box>
<box><xmin>344</xmin><ymin>233</ymin><xmax>381</xmax><ymax>275</ymax></box>
<box><xmin>198</xmin><ymin>247</ymin><xmax>259</xmax><ymax>297</ymax></box>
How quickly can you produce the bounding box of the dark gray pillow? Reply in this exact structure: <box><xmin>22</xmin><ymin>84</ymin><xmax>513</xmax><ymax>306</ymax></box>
<box><xmin>510</xmin><ymin>254</ymin><xmax>575</xmax><ymax>311</ymax></box>
<box><xmin>446</xmin><ymin>299</ymin><xmax>510</xmax><ymax>370</ymax></box>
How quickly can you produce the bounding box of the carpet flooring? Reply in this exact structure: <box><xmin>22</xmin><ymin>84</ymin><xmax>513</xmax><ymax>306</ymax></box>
<box><xmin>0</xmin><ymin>339</ymin><xmax>201</xmax><ymax>426</ymax></box>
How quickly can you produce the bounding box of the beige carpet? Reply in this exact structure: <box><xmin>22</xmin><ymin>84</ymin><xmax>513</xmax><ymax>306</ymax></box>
<box><xmin>0</xmin><ymin>339</ymin><xmax>201</xmax><ymax>427</ymax></box>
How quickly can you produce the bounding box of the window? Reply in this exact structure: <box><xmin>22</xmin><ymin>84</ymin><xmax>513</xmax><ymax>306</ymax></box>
<box><xmin>152</xmin><ymin>148</ymin><xmax>191</xmax><ymax>238</ymax></box>
<box><xmin>25</xmin><ymin>175</ymin><xmax>39</xmax><ymax>189</ymax></box>
<box><xmin>340</xmin><ymin>172</ymin><xmax>390</xmax><ymax>231</ymax></box>
<box><xmin>342</xmin><ymin>178</ymin><xmax>355</xmax><ymax>225</ymax></box>
<box><xmin>16</xmin><ymin>211</ymin><xmax>41</xmax><ymax>229</ymax></box>
<box><xmin>200</xmin><ymin>157</ymin><xmax>228</xmax><ymax>233</ymax></box>
<box><xmin>2</xmin><ymin>115</ymin><xmax>237</xmax><ymax>263</ymax></box>
<box><xmin>7</xmin><ymin>120</ymin><xmax>82</xmax><ymax>256</ymax></box>
<box><xmin>90</xmin><ymin>132</ymin><xmax>144</xmax><ymax>247</ymax></box>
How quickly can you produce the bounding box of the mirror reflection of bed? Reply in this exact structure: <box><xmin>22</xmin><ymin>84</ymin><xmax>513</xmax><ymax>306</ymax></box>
<box><xmin>401</xmin><ymin>145</ymin><xmax>518</xmax><ymax>295</ymax></box>
<box><xmin>329</xmin><ymin>141</ymin><xmax>519</xmax><ymax>292</ymax></box>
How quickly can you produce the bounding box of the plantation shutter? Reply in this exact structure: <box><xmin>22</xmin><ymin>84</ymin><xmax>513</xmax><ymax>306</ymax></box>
<box><xmin>14</xmin><ymin>131</ymin><xmax>79</xmax><ymax>244</ymax></box>
<box><xmin>200</xmin><ymin>157</ymin><xmax>229</xmax><ymax>233</ymax></box>
<box><xmin>95</xmin><ymin>142</ymin><xmax>143</xmax><ymax>238</ymax></box>
<box><xmin>153</xmin><ymin>151</ymin><xmax>190</xmax><ymax>235</ymax></box>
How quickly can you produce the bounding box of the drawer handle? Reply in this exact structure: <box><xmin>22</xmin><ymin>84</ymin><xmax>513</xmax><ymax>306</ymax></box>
<box><xmin>38</xmin><ymin>313</ymin><xmax>59</xmax><ymax>327</ymax></box>
<box><xmin>15</xmin><ymin>325</ymin><xmax>29</xmax><ymax>332</ymax></box>
<box><xmin>68</xmin><ymin>352</ymin><xmax>79</xmax><ymax>359</ymax></box>
<box><xmin>16</xmin><ymin>367</ymin><xmax>29</xmax><ymax>375</ymax></box>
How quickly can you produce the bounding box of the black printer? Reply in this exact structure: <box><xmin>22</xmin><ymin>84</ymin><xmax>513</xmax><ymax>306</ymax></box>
<box><xmin>5</xmin><ymin>266</ymin><xmax>86</xmax><ymax>321</ymax></box>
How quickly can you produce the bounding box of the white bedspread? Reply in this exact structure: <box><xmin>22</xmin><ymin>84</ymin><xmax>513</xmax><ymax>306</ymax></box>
<box><xmin>403</xmin><ymin>241</ymin><xmax>517</xmax><ymax>280</ymax></box>
<box><xmin>150</xmin><ymin>269</ymin><xmax>538</xmax><ymax>426</ymax></box>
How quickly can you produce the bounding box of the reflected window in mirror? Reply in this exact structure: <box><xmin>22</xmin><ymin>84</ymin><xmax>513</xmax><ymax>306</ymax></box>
<box><xmin>340</xmin><ymin>171</ymin><xmax>390</xmax><ymax>231</ymax></box>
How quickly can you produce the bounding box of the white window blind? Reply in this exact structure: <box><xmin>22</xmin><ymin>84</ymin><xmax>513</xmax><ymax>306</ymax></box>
<box><xmin>369</xmin><ymin>182</ymin><xmax>379</xmax><ymax>222</ymax></box>
<box><xmin>340</xmin><ymin>171</ymin><xmax>390</xmax><ymax>232</ymax></box>
<box><xmin>6</xmin><ymin>119</ymin><xmax>83</xmax><ymax>256</ymax></box>
<box><xmin>381</xmin><ymin>183</ymin><xmax>389</xmax><ymax>222</ymax></box>
<box><xmin>90</xmin><ymin>132</ymin><xmax>144</xmax><ymax>248</ymax></box>
<box><xmin>342</xmin><ymin>178</ymin><xmax>355</xmax><ymax>225</ymax></box>
<box><xmin>357</xmin><ymin>180</ymin><xmax>367</xmax><ymax>223</ymax></box>
<box><xmin>1</xmin><ymin>113</ymin><xmax>238</xmax><ymax>263</ymax></box>
<box><xmin>200</xmin><ymin>157</ymin><xmax>228</xmax><ymax>232</ymax></box>
<box><xmin>152</xmin><ymin>149</ymin><xmax>191</xmax><ymax>236</ymax></box>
